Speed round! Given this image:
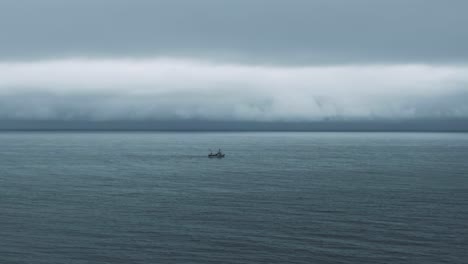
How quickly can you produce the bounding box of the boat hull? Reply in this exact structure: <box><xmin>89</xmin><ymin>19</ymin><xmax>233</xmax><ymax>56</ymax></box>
<box><xmin>208</xmin><ymin>154</ymin><xmax>225</xmax><ymax>158</ymax></box>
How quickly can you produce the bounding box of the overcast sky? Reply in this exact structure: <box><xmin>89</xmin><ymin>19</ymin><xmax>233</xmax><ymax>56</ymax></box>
<box><xmin>1</xmin><ymin>0</ymin><xmax>467</xmax><ymax>129</ymax></box>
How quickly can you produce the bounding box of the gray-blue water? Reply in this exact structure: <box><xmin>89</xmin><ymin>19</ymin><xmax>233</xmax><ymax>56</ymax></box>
<box><xmin>1</xmin><ymin>132</ymin><xmax>467</xmax><ymax>264</ymax></box>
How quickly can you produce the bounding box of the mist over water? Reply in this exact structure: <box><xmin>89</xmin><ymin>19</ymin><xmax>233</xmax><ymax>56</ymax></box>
<box><xmin>1</xmin><ymin>132</ymin><xmax>467</xmax><ymax>263</ymax></box>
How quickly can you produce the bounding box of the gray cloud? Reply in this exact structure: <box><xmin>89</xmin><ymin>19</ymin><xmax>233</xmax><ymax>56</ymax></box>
<box><xmin>1</xmin><ymin>0</ymin><xmax>467</xmax><ymax>64</ymax></box>
<box><xmin>1</xmin><ymin>1</ymin><xmax>468</xmax><ymax>128</ymax></box>
<box><xmin>1</xmin><ymin>58</ymin><xmax>467</xmax><ymax>121</ymax></box>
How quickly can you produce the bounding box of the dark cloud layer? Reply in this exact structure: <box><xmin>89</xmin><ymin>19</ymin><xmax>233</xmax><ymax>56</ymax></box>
<box><xmin>1</xmin><ymin>0</ymin><xmax>468</xmax><ymax>64</ymax></box>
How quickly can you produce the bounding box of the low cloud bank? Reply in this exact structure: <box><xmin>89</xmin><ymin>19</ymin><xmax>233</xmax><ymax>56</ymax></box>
<box><xmin>0</xmin><ymin>58</ymin><xmax>467</xmax><ymax>121</ymax></box>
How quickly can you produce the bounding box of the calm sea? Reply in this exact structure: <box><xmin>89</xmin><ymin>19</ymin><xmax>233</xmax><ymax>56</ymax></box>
<box><xmin>0</xmin><ymin>132</ymin><xmax>467</xmax><ymax>264</ymax></box>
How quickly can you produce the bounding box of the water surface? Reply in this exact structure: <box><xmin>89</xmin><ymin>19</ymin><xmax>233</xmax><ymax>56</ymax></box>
<box><xmin>1</xmin><ymin>132</ymin><xmax>467</xmax><ymax>263</ymax></box>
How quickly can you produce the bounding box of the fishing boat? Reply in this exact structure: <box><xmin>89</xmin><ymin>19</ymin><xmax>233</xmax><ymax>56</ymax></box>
<box><xmin>208</xmin><ymin>149</ymin><xmax>225</xmax><ymax>158</ymax></box>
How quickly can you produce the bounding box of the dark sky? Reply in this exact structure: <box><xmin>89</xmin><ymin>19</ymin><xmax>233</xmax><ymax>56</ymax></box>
<box><xmin>1</xmin><ymin>0</ymin><xmax>468</xmax><ymax>64</ymax></box>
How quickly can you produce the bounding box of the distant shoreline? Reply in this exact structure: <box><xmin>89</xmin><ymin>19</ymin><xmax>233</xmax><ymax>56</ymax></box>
<box><xmin>1</xmin><ymin>119</ymin><xmax>468</xmax><ymax>132</ymax></box>
<box><xmin>1</xmin><ymin>129</ymin><xmax>467</xmax><ymax>133</ymax></box>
